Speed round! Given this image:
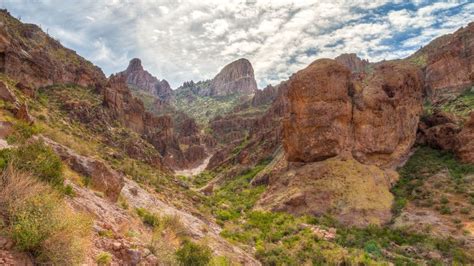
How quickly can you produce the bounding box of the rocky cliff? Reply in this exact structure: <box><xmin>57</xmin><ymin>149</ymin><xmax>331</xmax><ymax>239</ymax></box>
<box><xmin>103</xmin><ymin>75</ymin><xmax>210</xmax><ymax>170</ymax></box>
<box><xmin>257</xmin><ymin>59</ymin><xmax>424</xmax><ymax>226</ymax></box>
<box><xmin>0</xmin><ymin>10</ymin><xmax>106</xmax><ymax>90</ymax></box>
<box><xmin>409</xmin><ymin>22</ymin><xmax>474</xmax><ymax>102</ymax></box>
<box><xmin>118</xmin><ymin>58</ymin><xmax>173</xmax><ymax>102</ymax></box>
<box><xmin>210</xmin><ymin>58</ymin><xmax>258</xmax><ymax>97</ymax></box>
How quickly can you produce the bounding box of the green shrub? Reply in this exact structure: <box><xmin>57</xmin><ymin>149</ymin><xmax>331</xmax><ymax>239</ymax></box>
<box><xmin>13</xmin><ymin>140</ymin><xmax>64</xmax><ymax>186</ymax></box>
<box><xmin>364</xmin><ymin>240</ymin><xmax>382</xmax><ymax>257</ymax></box>
<box><xmin>63</xmin><ymin>184</ymin><xmax>75</xmax><ymax>197</ymax></box>
<box><xmin>96</xmin><ymin>251</ymin><xmax>112</xmax><ymax>265</ymax></box>
<box><xmin>136</xmin><ymin>208</ymin><xmax>160</xmax><ymax>227</ymax></box>
<box><xmin>175</xmin><ymin>240</ymin><xmax>212</xmax><ymax>266</ymax></box>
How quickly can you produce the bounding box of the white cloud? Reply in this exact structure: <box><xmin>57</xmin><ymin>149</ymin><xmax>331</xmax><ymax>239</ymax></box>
<box><xmin>2</xmin><ymin>0</ymin><xmax>473</xmax><ymax>88</ymax></box>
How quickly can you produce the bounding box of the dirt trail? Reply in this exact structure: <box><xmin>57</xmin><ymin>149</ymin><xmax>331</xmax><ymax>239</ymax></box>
<box><xmin>174</xmin><ymin>155</ymin><xmax>212</xmax><ymax>177</ymax></box>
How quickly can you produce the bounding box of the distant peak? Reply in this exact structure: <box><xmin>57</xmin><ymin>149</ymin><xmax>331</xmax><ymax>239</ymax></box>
<box><xmin>127</xmin><ymin>58</ymin><xmax>144</xmax><ymax>72</ymax></box>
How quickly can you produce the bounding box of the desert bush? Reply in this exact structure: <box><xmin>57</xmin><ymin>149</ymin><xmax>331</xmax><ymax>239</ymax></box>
<box><xmin>6</xmin><ymin>120</ymin><xmax>41</xmax><ymax>144</ymax></box>
<box><xmin>147</xmin><ymin>230</ymin><xmax>177</xmax><ymax>265</ymax></box>
<box><xmin>96</xmin><ymin>251</ymin><xmax>112</xmax><ymax>265</ymax></box>
<box><xmin>0</xmin><ymin>166</ymin><xmax>92</xmax><ymax>264</ymax></box>
<box><xmin>175</xmin><ymin>239</ymin><xmax>212</xmax><ymax>266</ymax></box>
<box><xmin>13</xmin><ymin>140</ymin><xmax>63</xmax><ymax>186</ymax></box>
<box><xmin>136</xmin><ymin>207</ymin><xmax>160</xmax><ymax>227</ymax></box>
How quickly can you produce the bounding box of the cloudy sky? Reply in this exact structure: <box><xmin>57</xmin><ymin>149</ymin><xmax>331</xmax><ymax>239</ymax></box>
<box><xmin>1</xmin><ymin>0</ymin><xmax>472</xmax><ymax>88</ymax></box>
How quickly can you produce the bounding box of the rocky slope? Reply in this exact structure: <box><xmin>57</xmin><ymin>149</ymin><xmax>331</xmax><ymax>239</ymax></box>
<box><xmin>0</xmin><ymin>9</ymin><xmax>106</xmax><ymax>90</ymax></box>
<box><xmin>117</xmin><ymin>58</ymin><xmax>173</xmax><ymax>103</ymax></box>
<box><xmin>408</xmin><ymin>22</ymin><xmax>474</xmax><ymax>102</ymax></box>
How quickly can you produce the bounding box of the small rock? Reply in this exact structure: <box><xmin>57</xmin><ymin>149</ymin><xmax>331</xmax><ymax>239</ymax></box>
<box><xmin>127</xmin><ymin>249</ymin><xmax>142</xmax><ymax>265</ymax></box>
<box><xmin>129</xmin><ymin>187</ymin><xmax>138</xmax><ymax>196</ymax></box>
<box><xmin>112</xmin><ymin>242</ymin><xmax>122</xmax><ymax>251</ymax></box>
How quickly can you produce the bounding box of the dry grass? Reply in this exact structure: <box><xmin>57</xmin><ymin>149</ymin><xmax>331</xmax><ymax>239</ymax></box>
<box><xmin>0</xmin><ymin>165</ymin><xmax>92</xmax><ymax>264</ymax></box>
<box><xmin>0</xmin><ymin>165</ymin><xmax>50</xmax><ymax>219</ymax></box>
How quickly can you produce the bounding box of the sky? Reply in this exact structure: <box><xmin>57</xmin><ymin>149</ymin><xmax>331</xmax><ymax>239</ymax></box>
<box><xmin>1</xmin><ymin>0</ymin><xmax>473</xmax><ymax>89</ymax></box>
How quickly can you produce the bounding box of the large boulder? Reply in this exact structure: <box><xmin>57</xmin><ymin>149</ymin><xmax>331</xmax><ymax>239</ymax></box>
<box><xmin>456</xmin><ymin>112</ymin><xmax>474</xmax><ymax>164</ymax></box>
<box><xmin>283</xmin><ymin>59</ymin><xmax>352</xmax><ymax>163</ymax></box>
<box><xmin>261</xmin><ymin>59</ymin><xmax>424</xmax><ymax>227</ymax></box>
<box><xmin>351</xmin><ymin>62</ymin><xmax>424</xmax><ymax>168</ymax></box>
<box><xmin>39</xmin><ymin>137</ymin><xmax>124</xmax><ymax>202</ymax></box>
<box><xmin>283</xmin><ymin>59</ymin><xmax>424</xmax><ymax>167</ymax></box>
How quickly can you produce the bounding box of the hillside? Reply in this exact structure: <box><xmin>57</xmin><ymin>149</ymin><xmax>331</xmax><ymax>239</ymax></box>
<box><xmin>0</xmin><ymin>7</ymin><xmax>472</xmax><ymax>266</ymax></box>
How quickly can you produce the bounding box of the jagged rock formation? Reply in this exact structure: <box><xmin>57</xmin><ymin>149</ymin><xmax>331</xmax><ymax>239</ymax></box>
<box><xmin>103</xmin><ymin>74</ymin><xmax>210</xmax><ymax>170</ymax></box>
<box><xmin>335</xmin><ymin>53</ymin><xmax>369</xmax><ymax>73</ymax></box>
<box><xmin>409</xmin><ymin>22</ymin><xmax>474</xmax><ymax>102</ymax></box>
<box><xmin>103</xmin><ymin>75</ymin><xmax>187</xmax><ymax>169</ymax></box>
<box><xmin>250</xmin><ymin>84</ymin><xmax>278</xmax><ymax>107</ymax></box>
<box><xmin>257</xmin><ymin>59</ymin><xmax>424</xmax><ymax>226</ymax></box>
<box><xmin>118</xmin><ymin>58</ymin><xmax>173</xmax><ymax>102</ymax></box>
<box><xmin>0</xmin><ymin>10</ymin><xmax>106</xmax><ymax>89</ymax></box>
<box><xmin>210</xmin><ymin>58</ymin><xmax>258</xmax><ymax>96</ymax></box>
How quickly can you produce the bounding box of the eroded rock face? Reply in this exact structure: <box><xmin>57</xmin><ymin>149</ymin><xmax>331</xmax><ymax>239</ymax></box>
<box><xmin>351</xmin><ymin>62</ymin><xmax>425</xmax><ymax>167</ymax></box>
<box><xmin>251</xmin><ymin>85</ymin><xmax>278</xmax><ymax>107</ymax></box>
<box><xmin>0</xmin><ymin>10</ymin><xmax>105</xmax><ymax>89</ymax></box>
<box><xmin>410</xmin><ymin>22</ymin><xmax>474</xmax><ymax>102</ymax></box>
<box><xmin>0</xmin><ymin>80</ymin><xmax>33</xmax><ymax>123</ymax></box>
<box><xmin>335</xmin><ymin>53</ymin><xmax>369</xmax><ymax>73</ymax></box>
<box><xmin>283</xmin><ymin>59</ymin><xmax>353</xmax><ymax>163</ymax></box>
<box><xmin>456</xmin><ymin>112</ymin><xmax>474</xmax><ymax>163</ymax></box>
<box><xmin>210</xmin><ymin>58</ymin><xmax>258</xmax><ymax>96</ymax></box>
<box><xmin>118</xmin><ymin>58</ymin><xmax>173</xmax><ymax>102</ymax></box>
<box><xmin>283</xmin><ymin>59</ymin><xmax>424</xmax><ymax>168</ymax></box>
<box><xmin>260</xmin><ymin>59</ymin><xmax>424</xmax><ymax>227</ymax></box>
<box><xmin>40</xmin><ymin>137</ymin><xmax>124</xmax><ymax>202</ymax></box>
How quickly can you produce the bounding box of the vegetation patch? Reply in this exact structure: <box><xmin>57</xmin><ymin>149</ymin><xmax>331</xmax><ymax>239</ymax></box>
<box><xmin>392</xmin><ymin>146</ymin><xmax>474</xmax><ymax>215</ymax></box>
<box><xmin>207</xmin><ymin>163</ymin><xmax>267</xmax><ymax>223</ymax></box>
<box><xmin>0</xmin><ymin>167</ymin><xmax>92</xmax><ymax>264</ymax></box>
<box><xmin>175</xmin><ymin>239</ymin><xmax>212</xmax><ymax>266</ymax></box>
